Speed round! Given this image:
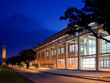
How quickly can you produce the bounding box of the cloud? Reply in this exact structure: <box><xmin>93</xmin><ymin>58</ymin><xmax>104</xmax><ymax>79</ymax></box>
<box><xmin>0</xmin><ymin>14</ymin><xmax>57</xmax><ymax>61</ymax></box>
<box><xmin>0</xmin><ymin>14</ymin><xmax>43</xmax><ymax>30</ymax></box>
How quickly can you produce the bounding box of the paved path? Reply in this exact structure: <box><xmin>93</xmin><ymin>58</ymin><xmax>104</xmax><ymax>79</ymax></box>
<box><xmin>0</xmin><ymin>65</ymin><xmax>2</xmax><ymax>71</ymax></box>
<box><xmin>8</xmin><ymin>66</ymin><xmax>108</xmax><ymax>83</ymax></box>
<box><xmin>39</xmin><ymin>69</ymin><xmax>110</xmax><ymax>79</ymax></box>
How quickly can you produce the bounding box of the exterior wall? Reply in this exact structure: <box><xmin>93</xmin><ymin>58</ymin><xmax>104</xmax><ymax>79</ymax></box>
<box><xmin>33</xmin><ymin>24</ymin><xmax>110</xmax><ymax>71</ymax></box>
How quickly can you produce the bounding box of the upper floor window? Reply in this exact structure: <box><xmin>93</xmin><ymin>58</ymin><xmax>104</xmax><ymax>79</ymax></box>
<box><xmin>58</xmin><ymin>49</ymin><xmax>60</xmax><ymax>54</ymax></box>
<box><xmin>46</xmin><ymin>52</ymin><xmax>49</xmax><ymax>56</ymax></box>
<box><xmin>76</xmin><ymin>45</ymin><xmax>78</xmax><ymax>51</ymax></box>
<box><xmin>61</xmin><ymin>47</ymin><xmax>64</xmax><ymax>54</ymax></box>
<box><xmin>54</xmin><ymin>50</ymin><xmax>56</xmax><ymax>55</ymax></box>
<box><xmin>81</xmin><ymin>45</ymin><xmax>83</xmax><ymax>52</ymax></box>
<box><xmin>51</xmin><ymin>50</ymin><xmax>53</xmax><ymax>55</ymax></box>
<box><xmin>70</xmin><ymin>45</ymin><xmax>75</xmax><ymax>52</ymax></box>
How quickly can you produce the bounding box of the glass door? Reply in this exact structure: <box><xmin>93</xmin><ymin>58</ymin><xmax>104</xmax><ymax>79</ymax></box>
<box><xmin>100</xmin><ymin>59</ymin><xmax>109</xmax><ymax>68</ymax></box>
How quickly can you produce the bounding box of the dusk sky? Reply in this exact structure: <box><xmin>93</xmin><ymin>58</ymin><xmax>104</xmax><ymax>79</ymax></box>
<box><xmin>0</xmin><ymin>0</ymin><xmax>84</xmax><ymax>62</ymax></box>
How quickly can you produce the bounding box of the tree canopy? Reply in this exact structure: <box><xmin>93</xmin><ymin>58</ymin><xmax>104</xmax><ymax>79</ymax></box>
<box><xmin>20</xmin><ymin>49</ymin><xmax>36</xmax><ymax>68</ymax></box>
<box><xmin>60</xmin><ymin>0</ymin><xmax>110</xmax><ymax>42</ymax></box>
<box><xmin>7</xmin><ymin>49</ymin><xmax>36</xmax><ymax>68</ymax></box>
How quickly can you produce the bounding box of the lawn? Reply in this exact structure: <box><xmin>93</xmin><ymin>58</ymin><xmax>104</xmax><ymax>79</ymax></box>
<box><xmin>0</xmin><ymin>66</ymin><xmax>29</xmax><ymax>83</ymax></box>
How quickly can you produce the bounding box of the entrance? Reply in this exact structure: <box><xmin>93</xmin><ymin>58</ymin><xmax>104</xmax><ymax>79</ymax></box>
<box><xmin>100</xmin><ymin>57</ymin><xmax>110</xmax><ymax>68</ymax></box>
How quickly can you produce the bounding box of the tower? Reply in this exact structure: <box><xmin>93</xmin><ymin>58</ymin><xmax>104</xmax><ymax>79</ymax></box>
<box><xmin>2</xmin><ymin>45</ymin><xmax>6</xmax><ymax>65</ymax></box>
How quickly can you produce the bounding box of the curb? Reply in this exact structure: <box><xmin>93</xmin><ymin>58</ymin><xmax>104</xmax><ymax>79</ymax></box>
<box><xmin>39</xmin><ymin>71</ymin><xmax>110</xmax><ymax>82</ymax></box>
<box><xmin>59</xmin><ymin>69</ymin><xmax>110</xmax><ymax>73</ymax></box>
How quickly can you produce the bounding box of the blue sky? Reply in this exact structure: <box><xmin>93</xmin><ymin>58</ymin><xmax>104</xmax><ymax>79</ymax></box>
<box><xmin>0</xmin><ymin>0</ymin><xmax>84</xmax><ymax>62</ymax></box>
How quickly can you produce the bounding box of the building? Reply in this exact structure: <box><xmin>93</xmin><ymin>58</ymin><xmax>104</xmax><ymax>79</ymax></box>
<box><xmin>32</xmin><ymin>23</ymin><xmax>110</xmax><ymax>71</ymax></box>
<box><xmin>2</xmin><ymin>45</ymin><xmax>6</xmax><ymax>65</ymax></box>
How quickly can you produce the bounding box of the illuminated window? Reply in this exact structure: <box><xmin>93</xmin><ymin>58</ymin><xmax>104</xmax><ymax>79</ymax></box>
<box><xmin>84</xmin><ymin>45</ymin><xmax>87</xmax><ymax>55</ymax></box>
<box><xmin>70</xmin><ymin>58</ymin><xmax>71</xmax><ymax>65</ymax></box>
<box><xmin>54</xmin><ymin>50</ymin><xmax>56</xmax><ymax>55</ymax></box>
<box><xmin>58</xmin><ymin>49</ymin><xmax>60</xmax><ymax>54</ymax></box>
<box><xmin>76</xmin><ymin>45</ymin><xmax>78</xmax><ymax>51</ymax></box>
<box><xmin>59</xmin><ymin>59</ymin><xmax>60</xmax><ymax>65</ymax></box>
<box><xmin>46</xmin><ymin>52</ymin><xmax>49</xmax><ymax>56</ymax></box>
<box><xmin>67</xmin><ymin>58</ymin><xmax>69</xmax><ymax>65</ymax></box>
<box><xmin>63</xmin><ymin>59</ymin><xmax>64</xmax><ymax>65</ymax></box>
<box><xmin>61</xmin><ymin>59</ymin><xmax>62</xmax><ymax>65</ymax></box>
<box><xmin>81</xmin><ymin>45</ymin><xmax>83</xmax><ymax>52</ymax></box>
<box><xmin>61</xmin><ymin>48</ymin><xmax>64</xmax><ymax>54</ymax></box>
<box><xmin>51</xmin><ymin>51</ymin><xmax>53</xmax><ymax>55</ymax></box>
<box><xmin>70</xmin><ymin>45</ymin><xmax>75</xmax><ymax>52</ymax></box>
<box><xmin>72</xmin><ymin>58</ymin><xmax>74</xmax><ymax>65</ymax></box>
<box><xmin>84</xmin><ymin>39</ymin><xmax>87</xmax><ymax>43</ymax></box>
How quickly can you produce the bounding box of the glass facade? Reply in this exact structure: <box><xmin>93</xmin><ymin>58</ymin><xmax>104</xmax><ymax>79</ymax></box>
<box><xmin>100</xmin><ymin>32</ymin><xmax>110</xmax><ymax>70</ymax></box>
<box><xmin>80</xmin><ymin>33</ymin><xmax>96</xmax><ymax>70</ymax></box>
<box><xmin>36</xmin><ymin>28</ymin><xmax>110</xmax><ymax>71</ymax></box>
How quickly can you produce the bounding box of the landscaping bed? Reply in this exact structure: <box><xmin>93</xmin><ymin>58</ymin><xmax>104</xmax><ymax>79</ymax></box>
<box><xmin>99</xmin><ymin>76</ymin><xmax>110</xmax><ymax>81</ymax></box>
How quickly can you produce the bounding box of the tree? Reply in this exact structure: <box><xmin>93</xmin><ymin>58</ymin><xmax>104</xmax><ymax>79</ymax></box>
<box><xmin>20</xmin><ymin>49</ymin><xmax>36</xmax><ymax>68</ymax></box>
<box><xmin>15</xmin><ymin>55</ymin><xmax>22</xmax><ymax>68</ymax></box>
<box><xmin>60</xmin><ymin>0</ymin><xmax>110</xmax><ymax>43</ymax></box>
<box><xmin>7</xmin><ymin>56</ymin><xmax>16</xmax><ymax>66</ymax></box>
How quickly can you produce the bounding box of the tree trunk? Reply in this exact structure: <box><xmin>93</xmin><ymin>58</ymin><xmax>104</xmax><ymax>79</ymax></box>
<box><xmin>19</xmin><ymin>63</ymin><xmax>21</xmax><ymax>68</ymax></box>
<box><xmin>26</xmin><ymin>63</ymin><xmax>29</xmax><ymax>68</ymax></box>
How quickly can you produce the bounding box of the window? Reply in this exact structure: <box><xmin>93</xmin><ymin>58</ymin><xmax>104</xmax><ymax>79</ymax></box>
<box><xmin>84</xmin><ymin>39</ymin><xmax>87</xmax><ymax>43</ymax></box>
<box><xmin>63</xmin><ymin>59</ymin><xmax>64</xmax><ymax>65</ymax></box>
<box><xmin>58</xmin><ymin>49</ymin><xmax>60</xmax><ymax>54</ymax></box>
<box><xmin>81</xmin><ymin>45</ymin><xmax>83</xmax><ymax>52</ymax></box>
<box><xmin>70</xmin><ymin>58</ymin><xmax>71</xmax><ymax>65</ymax></box>
<box><xmin>70</xmin><ymin>45</ymin><xmax>75</xmax><ymax>52</ymax></box>
<box><xmin>72</xmin><ymin>58</ymin><xmax>74</xmax><ymax>65</ymax></box>
<box><xmin>59</xmin><ymin>59</ymin><xmax>60</xmax><ymax>65</ymax></box>
<box><xmin>54</xmin><ymin>50</ymin><xmax>56</xmax><ymax>55</ymax></box>
<box><xmin>61</xmin><ymin>59</ymin><xmax>62</xmax><ymax>65</ymax></box>
<box><xmin>89</xmin><ymin>40</ymin><xmax>96</xmax><ymax>55</ymax></box>
<box><xmin>61</xmin><ymin>48</ymin><xmax>64</xmax><ymax>54</ymax></box>
<box><xmin>82</xmin><ymin>58</ymin><xmax>95</xmax><ymax>68</ymax></box>
<box><xmin>67</xmin><ymin>58</ymin><xmax>69</xmax><ymax>65</ymax></box>
<box><xmin>51</xmin><ymin>51</ymin><xmax>53</xmax><ymax>55</ymax></box>
<box><xmin>46</xmin><ymin>52</ymin><xmax>49</xmax><ymax>56</ymax></box>
<box><xmin>76</xmin><ymin>45</ymin><xmax>78</xmax><ymax>51</ymax></box>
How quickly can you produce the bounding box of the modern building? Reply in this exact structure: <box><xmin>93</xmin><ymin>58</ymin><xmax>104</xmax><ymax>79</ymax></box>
<box><xmin>2</xmin><ymin>45</ymin><xmax>6</xmax><ymax>65</ymax></box>
<box><xmin>32</xmin><ymin>23</ymin><xmax>110</xmax><ymax>71</ymax></box>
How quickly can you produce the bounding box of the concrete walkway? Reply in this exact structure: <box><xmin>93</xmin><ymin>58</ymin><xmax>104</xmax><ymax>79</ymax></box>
<box><xmin>8</xmin><ymin>66</ymin><xmax>108</xmax><ymax>83</ymax></box>
<box><xmin>38</xmin><ymin>69</ymin><xmax>110</xmax><ymax>80</ymax></box>
<box><xmin>0</xmin><ymin>65</ymin><xmax>3</xmax><ymax>71</ymax></box>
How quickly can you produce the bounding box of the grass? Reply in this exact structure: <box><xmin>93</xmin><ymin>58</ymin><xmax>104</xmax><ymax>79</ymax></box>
<box><xmin>0</xmin><ymin>66</ymin><xmax>29</xmax><ymax>83</ymax></box>
<box><xmin>99</xmin><ymin>76</ymin><xmax>110</xmax><ymax>81</ymax></box>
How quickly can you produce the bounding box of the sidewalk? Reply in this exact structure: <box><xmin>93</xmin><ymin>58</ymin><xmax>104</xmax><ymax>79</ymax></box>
<box><xmin>8</xmin><ymin>66</ymin><xmax>110</xmax><ymax>82</ymax></box>
<box><xmin>38</xmin><ymin>69</ymin><xmax>110</xmax><ymax>81</ymax></box>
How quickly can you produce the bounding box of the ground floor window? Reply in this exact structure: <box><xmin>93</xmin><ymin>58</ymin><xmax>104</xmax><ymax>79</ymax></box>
<box><xmin>100</xmin><ymin>57</ymin><xmax>110</xmax><ymax>68</ymax></box>
<box><xmin>59</xmin><ymin>59</ymin><xmax>64</xmax><ymax>65</ymax></box>
<box><xmin>67</xmin><ymin>58</ymin><xmax>74</xmax><ymax>65</ymax></box>
<box><xmin>82</xmin><ymin>58</ymin><xmax>96</xmax><ymax>69</ymax></box>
